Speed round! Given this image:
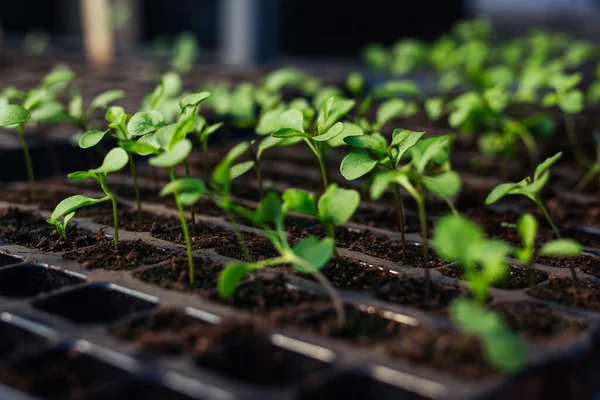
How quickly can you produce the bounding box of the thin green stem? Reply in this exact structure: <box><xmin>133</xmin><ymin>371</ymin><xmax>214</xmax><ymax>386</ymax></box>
<box><xmin>575</xmin><ymin>164</ymin><xmax>600</xmax><ymax>191</ymax></box>
<box><xmin>169</xmin><ymin>168</ymin><xmax>195</xmax><ymax>285</ymax></box>
<box><xmin>184</xmin><ymin>158</ymin><xmax>197</xmax><ymax>236</ymax></box>
<box><xmin>417</xmin><ymin>198</ymin><xmax>431</xmax><ymax>304</ymax></box>
<box><xmin>98</xmin><ymin>175</ymin><xmax>119</xmax><ymax>249</ymax></box>
<box><xmin>535</xmin><ymin>197</ymin><xmax>560</xmax><ymax>239</ymax></box>
<box><xmin>391</xmin><ymin>184</ymin><xmax>407</xmax><ymax>262</ymax></box>
<box><xmin>248</xmin><ymin>144</ymin><xmax>264</xmax><ymax>198</ymax></box>
<box><xmin>17</xmin><ymin>125</ymin><xmax>35</xmax><ymax>197</ymax></box>
<box><xmin>316</xmin><ymin>150</ymin><xmax>329</xmax><ymax>190</ymax></box>
<box><xmin>225</xmin><ymin>208</ymin><xmax>253</xmax><ymax>262</ymax></box>
<box><xmin>128</xmin><ymin>154</ymin><xmax>143</xmax><ymax>225</ymax></box>
<box><xmin>288</xmin><ymin>253</ymin><xmax>345</xmax><ymax>327</ymax></box>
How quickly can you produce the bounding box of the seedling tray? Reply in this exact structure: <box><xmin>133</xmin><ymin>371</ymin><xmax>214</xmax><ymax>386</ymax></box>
<box><xmin>0</xmin><ymin>152</ymin><xmax>599</xmax><ymax>400</ymax></box>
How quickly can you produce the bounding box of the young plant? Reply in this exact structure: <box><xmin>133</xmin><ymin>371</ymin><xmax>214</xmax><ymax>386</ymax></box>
<box><xmin>272</xmin><ymin>97</ymin><xmax>354</xmax><ymax>190</ymax></box>
<box><xmin>68</xmin><ymin>89</ymin><xmax>125</xmax><ymax>131</ymax></box>
<box><xmin>218</xmin><ymin>192</ymin><xmax>346</xmax><ymax>326</ymax></box>
<box><xmin>48</xmin><ymin>148</ymin><xmax>129</xmax><ymax>248</ymax></box>
<box><xmin>0</xmin><ymin>104</ymin><xmax>33</xmax><ymax>193</ymax></box>
<box><xmin>513</xmin><ymin>214</ymin><xmax>582</xmax><ymax>281</ymax></box>
<box><xmin>172</xmin><ymin>33</ymin><xmax>198</xmax><ymax>73</ymax></box>
<box><xmin>542</xmin><ymin>73</ymin><xmax>585</xmax><ymax>165</ymax></box>
<box><xmin>369</xmin><ymin>135</ymin><xmax>461</xmax><ymax>296</ymax></box>
<box><xmin>576</xmin><ymin>134</ymin><xmax>600</xmax><ymax>191</ymax></box>
<box><xmin>433</xmin><ymin>214</ymin><xmax>528</xmax><ymax>373</ymax></box>
<box><xmin>282</xmin><ymin>184</ymin><xmax>360</xmax><ymax>254</ymax></box>
<box><xmin>46</xmin><ymin>212</ymin><xmax>75</xmax><ymax>238</ymax></box>
<box><xmin>486</xmin><ymin>152</ymin><xmax>562</xmax><ymax>238</ymax></box>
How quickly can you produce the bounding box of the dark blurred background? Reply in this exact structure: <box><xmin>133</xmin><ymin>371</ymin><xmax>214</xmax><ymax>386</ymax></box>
<box><xmin>1</xmin><ymin>0</ymin><xmax>600</xmax><ymax>64</ymax></box>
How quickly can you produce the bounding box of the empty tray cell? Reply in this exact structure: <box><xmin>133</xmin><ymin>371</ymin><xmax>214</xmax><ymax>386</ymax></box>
<box><xmin>300</xmin><ymin>369</ymin><xmax>441</xmax><ymax>400</ymax></box>
<box><xmin>0</xmin><ymin>253</ymin><xmax>21</xmax><ymax>267</ymax></box>
<box><xmin>34</xmin><ymin>284</ymin><xmax>158</xmax><ymax>324</ymax></box>
<box><xmin>195</xmin><ymin>334</ymin><xmax>333</xmax><ymax>387</ymax></box>
<box><xmin>0</xmin><ymin>347</ymin><xmax>132</xmax><ymax>399</ymax></box>
<box><xmin>0</xmin><ymin>315</ymin><xmax>53</xmax><ymax>360</ymax></box>
<box><xmin>109</xmin><ymin>308</ymin><xmax>217</xmax><ymax>356</ymax></box>
<box><xmin>0</xmin><ymin>263</ymin><xmax>85</xmax><ymax>298</ymax></box>
<box><xmin>82</xmin><ymin>379</ymin><xmax>202</xmax><ymax>400</ymax></box>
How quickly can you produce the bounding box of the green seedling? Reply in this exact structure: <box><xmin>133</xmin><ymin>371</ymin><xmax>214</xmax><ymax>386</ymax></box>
<box><xmin>513</xmin><ymin>214</ymin><xmax>582</xmax><ymax>281</ymax></box>
<box><xmin>282</xmin><ymin>184</ymin><xmax>360</xmax><ymax>258</ymax></box>
<box><xmin>0</xmin><ymin>104</ymin><xmax>33</xmax><ymax>193</ymax></box>
<box><xmin>346</xmin><ymin>73</ymin><xmax>364</xmax><ymax>99</ymax></box>
<box><xmin>68</xmin><ymin>89</ymin><xmax>125</xmax><ymax>131</ymax></box>
<box><xmin>49</xmin><ymin>148</ymin><xmax>129</xmax><ymax>248</ymax></box>
<box><xmin>361</xmin><ymin>98</ymin><xmax>418</xmax><ymax>133</ymax></box>
<box><xmin>158</xmin><ymin>141</ymin><xmax>261</xmax><ymax>282</ymax></box>
<box><xmin>369</xmin><ymin>134</ymin><xmax>461</xmax><ymax>297</ymax></box>
<box><xmin>272</xmin><ymin>97</ymin><xmax>354</xmax><ymax>189</ymax></box>
<box><xmin>218</xmin><ymin>191</ymin><xmax>346</xmax><ymax>326</ymax></box>
<box><xmin>424</xmin><ymin>97</ymin><xmax>445</xmax><ymax>125</ymax></box>
<box><xmin>192</xmin><ymin>115</ymin><xmax>224</xmax><ymax>180</ymax></box>
<box><xmin>486</xmin><ymin>152</ymin><xmax>562</xmax><ymax>238</ymax></box>
<box><xmin>542</xmin><ymin>73</ymin><xmax>586</xmax><ymax>166</ymax></box>
<box><xmin>46</xmin><ymin>212</ymin><xmax>75</xmax><ymax>238</ymax></box>
<box><xmin>433</xmin><ymin>214</ymin><xmax>528</xmax><ymax>373</ymax></box>
<box><xmin>172</xmin><ymin>33</ymin><xmax>199</xmax><ymax>73</ymax></box>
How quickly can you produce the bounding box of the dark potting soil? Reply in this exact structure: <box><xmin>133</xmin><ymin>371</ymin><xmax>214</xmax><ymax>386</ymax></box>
<box><xmin>150</xmin><ymin>221</ymin><xmax>228</xmax><ymax>247</ymax></box>
<box><xmin>492</xmin><ymin>301</ymin><xmax>589</xmax><ymax>342</ymax></box>
<box><xmin>374</xmin><ymin>277</ymin><xmax>466</xmax><ymax>313</ymax></box>
<box><xmin>108</xmin><ymin>309</ymin><xmax>213</xmax><ymax>356</ymax></box>
<box><xmin>0</xmin><ymin>208</ymin><xmax>49</xmax><ymax>236</ymax></box>
<box><xmin>384</xmin><ymin>327</ymin><xmax>498</xmax><ymax>381</ymax></box>
<box><xmin>527</xmin><ymin>277</ymin><xmax>600</xmax><ymax>312</ymax></box>
<box><xmin>209</xmin><ymin>274</ymin><xmax>326</xmax><ymax>314</ymax></box>
<box><xmin>4</xmin><ymin>227</ymin><xmax>107</xmax><ymax>253</ymax></box>
<box><xmin>0</xmin><ymin>186</ymin><xmax>78</xmax><ymax>211</ymax></box>
<box><xmin>437</xmin><ymin>264</ymin><xmax>549</xmax><ymax>290</ymax></box>
<box><xmin>536</xmin><ymin>254</ymin><xmax>600</xmax><ymax>278</ymax></box>
<box><xmin>134</xmin><ymin>256</ymin><xmax>223</xmax><ymax>292</ymax></box>
<box><xmin>63</xmin><ymin>240</ymin><xmax>174</xmax><ymax>270</ymax></box>
<box><xmin>351</xmin><ymin>207</ymin><xmax>422</xmax><ymax>232</ymax></box>
<box><xmin>214</xmin><ymin>232</ymin><xmax>281</xmax><ymax>261</ymax></box>
<box><xmin>268</xmin><ymin>304</ymin><xmax>413</xmax><ymax>347</ymax></box>
<box><xmin>348</xmin><ymin>239</ymin><xmax>447</xmax><ymax>269</ymax></box>
<box><xmin>92</xmin><ymin>208</ymin><xmax>180</xmax><ymax>232</ymax></box>
<box><xmin>298</xmin><ymin>257</ymin><xmax>404</xmax><ymax>291</ymax></box>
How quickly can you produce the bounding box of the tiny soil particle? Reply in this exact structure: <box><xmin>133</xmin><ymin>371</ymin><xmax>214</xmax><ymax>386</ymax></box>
<box><xmin>63</xmin><ymin>240</ymin><xmax>174</xmax><ymax>270</ymax></box>
<box><xmin>134</xmin><ymin>256</ymin><xmax>223</xmax><ymax>292</ymax></box>
<box><xmin>0</xmin><ymin>208</ymin><xmax>48</xmax><ymax>236</ymax></box>
<box><xmin>267</xmin><ymin>304</ymin><xmax>413</xmax><ymax>346</ymax></box>
<box><xmin>108</xmin><ymin>308</ymin><xmax>213</xmax><ymax>356</ymax></box>
<box><xmin>373</xmin><ymin>277</ymin><xmax>466</xmax><ymax>313</ymax></box>
<box><xmin>92</xmin><ymin>208</ymin><xmax>180</xmax><ymax>232</ymax></box>
<box><xmin>527</xmin><ymin>277</ymin><xmax>600</xmax><ymax>312</ymax></box>
<box><xmin>299</xmin><ymin>257</ymin><xmax>404</xmax><ymax>291</ymax></box>
<box><xmin>384</xmin><ymin>327</ymin><xmax>498</xmax><ymax>380</ymax></box>
<box><xmin>437</xmin><ymin>264</ymin><xmax>549</xmax><ymax>289</ymax></box>
<box><xmin>536</xmin><ymin>255</ymin><xmax>600</xmax><ymax>278</ymax></box>
<box><xmin>7</xmin><ymin>228</ymin><xmax>107</xmax><ymax>253</ymax></box>
<box><xmin>492</xmin><ymin>301</ymin><xmax>589</xmax><ymax>342</ymax></box>
<box><xmin>209</xmin><ymin>274</ymin><xmax>326</xmax><ymax>314</ymax></box>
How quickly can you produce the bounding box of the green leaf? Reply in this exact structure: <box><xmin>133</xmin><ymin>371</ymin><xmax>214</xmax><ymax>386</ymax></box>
<box><xmin>41</xmin><ymin>68</ymin><xmax>74</xmax><ymax>88</ymax></box>
<box><xmin>127</xmin><ymin>111</ymin><xmax>164</xmax><ymax>136</ymax></box>
<box><xmin>484</xmin><ymin>332</ymin><xmax>528</xmax><ymax>372</ymax></box>
<box><xmin>153</xmin><ymin>124</ymin><xmax>176</xmax><ymax>150</ymax></box>
<box><xmin>179</xmin><ymin>92</ymin><xmax>211</xmax><ymax>109</ymax></box>
<box><xmin>272</xmin><ymin>128</ymin><xmax>311</xmax><ymax>139</ymax></box>
<box><xmin>291</xmin><ymin>237</ymin><xmax>334</xmax><ymax>273</ymax></box>
<box><xmin>160</xmin><ymin>177</ymin><xmax>206</xmax><ymax>198</ymax></box>
<box><xmin>534</xmin><ymin>152</ymin><xmax>562</xmax><ymax>181</ymax></box>
<box><xmin>559</xmin><ymin>90</ymin><xmax>583</xmax><ymax>114</ymax></box>
<box><xmin>314</xmin><ymin>122</ymin><xmax>344</xmax><ymax>141</ymax></box>
<box><xmin>79</xmin><ymin>129</ymin><xmax>109</xmax><ymax>149</ymax></box>
<box><xmin>256</xmin><ymin>106</ymin><xmax>285</xmax><ymax>135</ymax></box>
<box><xmin>90</xmin><ymin>147</ymin><xmax>129</xmax><ymax>174</ymax></box>
<box><xmin>422</xmin><ymin>171</ymin><xmax>461</xmax><ymax>199</ymax></box>
<box><xmin>517</xmin><ymin>214</ymin><xmax>537</xmax><ymax>249</ymax></box>
<box><xmin>539</xmin><ymin>239</ymin><xmax>582</xmax><ymax>257</ymax></box>
<box><xmin>451</xmin><ymin>299</ymin><xmax>504</xmax><ymax>336</ymax></box>
<box><xmin>346</xmin><ymin>72</ymin><xmax>364</xmax><ymax>95</ymax></box>
<box><xmin>230</xmin><ymin>161</ymin><xmax>254</xmax><ymax>180</ymax></box>
<box><xmin>50</xmin><ymin>194</ymin><xmax>108</xmax><ymax>220</ymax></box>
<box><xmin>218</xmin><ymin>262</ymin><xmax>252</xmax><ymax>298</ymax></box>
<box><xmin>340</xmin><ymin>150</ymin><xmax>378</xmax><ymax>180</ymax></box>
<box><xmin>344</xmin><ymin>134</ymin><xmax>387</xmax><ymax>154</ymax></box>
<box><xmin>161</xmin><ymin>72</ymin><xmax>182</xmax><ymax>98</ymax></box>
<box><xmin>433</xmin><ymin>215</ymin><xmax>484</xmax><ymax>262</ymax></box>
<box><xmin>485</xmin><ymin>179</ymin><xmax>528</xmax><ymax>205</ymax></box>
<box><xmin>119</xmin><ymin>140</ymin><xmax>160</xmax><ymax>156</ymax></box>
<box><xmin>68</xmin><ymin>171</ymin><xmax>97</xmax><ymax>181</ymax></box>
<box><xmin>425</xmin><ymin>97</ymin><xmax>444</xmax><ymax>120</ymax></box>
<box><xmin>391</xmin><ymin>129</ymin><xmax>425</xmax><ymax>160</ymax></box>
<box><xmin>328</xmin><ymin>122</ymin><xmax>363</xmax><ymax>147</ymax></box>
<box><xmin>0</xmin><ymin>104</ymin><xmax>30</xmax><ymax>126</ymax></box>
<box><xmin>29</xmin><ymin>101</ymin><xmax>65</xmax><ymax>122</ymax></box>
<box><xmin>317</xmin><ymin>184</ymin><xmax>360</xmax><ymax>226</ymax></box>
<box><xmin>91</xmin><ymin>90</ymin><xmax>125</xmax><ymax>110</ymax></box>
<box><xmin>414</xmin><ymin>135</ymin><xmax>452</xmax><ymax>173</ymax></box>
<box><xmin>106</xmin><ymin>106</ymin><xmax>126</xmax><ymax>127</ymax></box>
<box><xmin>376</xmin><ymin>99</ymin><xmax>406</xmax><ymax>128</ymax></box>
<box><xmin>69</xmin><ymin>94</ymin><xmax>83</xmax><ymax>120</ymax></box>
<box><xmin>282</xmin><ymin>189</ymin><xmax>317</xmax><ymax>216</ymax></box>
<box><xmin>149</xmin><ymin>139</ymin><xmax>192</xmax><ymax>168</ymax></box>
<box><xmin>278</xmin><ymin>109</ymin><xmax>304</xmax><ymax>132</ymax></box>
<box><xmin>257</xmin><ymin>191</ymin><xmax>283</xmax><ymax>225</ymax></box>
<box><xmin>317</xmin><ymin>97</ymin><xmax>334</xmax><ymax>134</ymax></box>
<box><xmin>212</xmin><ymin>142</ymin><xmax>250</xmax><ymax>187</ymax></box>
<box><xmin>372</xmin><ymin>80</ymin><xmax>421</xmax><ymax>98</ymax></box>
